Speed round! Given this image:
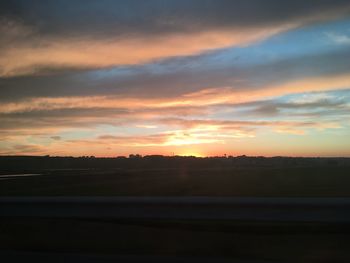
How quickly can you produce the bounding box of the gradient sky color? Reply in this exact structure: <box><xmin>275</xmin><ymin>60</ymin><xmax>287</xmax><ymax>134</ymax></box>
<box><xmin>1</xmin><ymin>0</ymin><xmax>350</xmax><ymax>157</ymax></box>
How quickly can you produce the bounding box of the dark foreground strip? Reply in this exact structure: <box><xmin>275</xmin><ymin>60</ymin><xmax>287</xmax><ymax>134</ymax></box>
<box><xmin>1</xmin><ymin>197</ymin><xmax>350</xmax><ymax>223</ymax></box>
<box><xmin>0</xmin><ymin>250</ymin><xmax>273</xmax><ymax>263</ymax></box>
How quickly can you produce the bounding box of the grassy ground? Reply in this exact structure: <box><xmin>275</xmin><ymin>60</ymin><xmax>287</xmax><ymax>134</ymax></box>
<box><xmin>1</xmin><ymin>166</ymin><xmax>350</xmax><ymax>197</ymax></box>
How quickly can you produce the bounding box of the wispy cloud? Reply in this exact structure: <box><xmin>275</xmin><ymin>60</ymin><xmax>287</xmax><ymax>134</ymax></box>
<box><xmin>0</xmin><ymin>23</ymin><xmax>293</xmax><ymax>77</ymax></box>
<box><xmin>1</xmin><ymin>0</ymin><xmax>350</xmax><ymax>77</ymax></box>
<box><xmin>326</xmin><ymin>32</ymin><xmax>350</xmax><ymax>44</ymax></box>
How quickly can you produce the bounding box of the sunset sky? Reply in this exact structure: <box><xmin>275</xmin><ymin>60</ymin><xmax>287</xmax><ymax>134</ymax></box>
<box><xmin>1</xmin><ymin>0</ymin><xmax>350</xmax><ymax>157</ymax></box>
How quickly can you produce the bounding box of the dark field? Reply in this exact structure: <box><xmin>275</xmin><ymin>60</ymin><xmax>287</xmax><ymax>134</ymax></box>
<box><xmin>1</xmin><ymin>165</ymin><xmax>350</xmax><ymax>197</ymax></box>
<box><xmin>1</xmin><ymin>156</ymin><xmax>350</xmax><ymax>262</ymax></box>
<box><xmin>1</xmin><ymin>218</ymin><xmax>350</xmax><ymax>262</ymax></box>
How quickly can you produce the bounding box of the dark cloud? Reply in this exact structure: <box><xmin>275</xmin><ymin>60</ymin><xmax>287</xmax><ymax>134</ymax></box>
<box><xmin>223</xmin><ymin>91</ymin><xmax>350</xmax><ymax>118</ymax></box>
<box><xmin>98</xmin><ymin>133</ymin><xmax>169</xmax><ymax>146</ymax></box>
<box><xmin>1</xmin><ymin>0</ymin><xmax>350</xmax><ymax>39</ymax></box>
<box><xmin>1</xmin><ymin>1</ymin><xmax>350</xmax><ymax>89</ymax></box>
<box><xmin>159</xmin><ymin>118</ymin><xmax>319</xmax><ymax>129</ymax></box>
<box><xmin>0</xmin><ymin>104</ymin><xmax>208</xmax><ymax>132</ymax></box>
<box><xmin>12</xmin><ymin>144</ymin><xmax>43</xmax><ymax>153</ymax></box>
<box><xmin>0</xmin><ymin>109</ymin><xmax>133</xmax><ymax>131</ymax></box>
<box><xmin>1</xmin><ymin>47</ymin><xmax>350</xmax><ymax>102</ymax></box>
<box><xmin>1</xmin><ymin>107</ymin><xmax>129</xmax><ymax>119</ymax></box>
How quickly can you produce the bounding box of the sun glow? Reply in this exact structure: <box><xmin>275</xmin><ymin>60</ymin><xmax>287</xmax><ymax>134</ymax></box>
<box><xmin>163</xmin><ymin>129</ymin><xmax>221</xmax><ymax>146</ymax></box>
<box><xmin>178</xmin><ymin>150</ymin><xmax>204</xmax><ymax>157</ymax></box>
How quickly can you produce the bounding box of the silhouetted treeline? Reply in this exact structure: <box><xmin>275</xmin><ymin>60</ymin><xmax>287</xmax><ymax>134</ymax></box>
<box><xmin>0</xmin><ymin>155</ymin><xmax>349</xmax><ymax>172</ymax></box>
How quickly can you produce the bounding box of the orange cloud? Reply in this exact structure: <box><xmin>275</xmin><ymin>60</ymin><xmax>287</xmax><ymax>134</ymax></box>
<box><xmin>2</xmin><ymin>73</ymin><xmax>350</xmax><ymax>115</ymax></box>
<box><xmin>0</xmin><ymin>21</ymin><xmax>296</xmax><ymax>77</ymax></box>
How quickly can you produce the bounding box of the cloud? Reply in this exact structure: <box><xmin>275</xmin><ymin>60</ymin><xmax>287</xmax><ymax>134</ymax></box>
<box><xmin>233</xmin><ymin>95</ymin><xmax>349</xmax><ymax>117</ymax></box>
<box><xmin>64</xmin><ymin>117</ymin><xmax>342</xmax><ymax>150</ymax></box>
<box><xmin>1</xmin><ymin>0</ymin><xmax>350</xmax><ymax>76</ymax></box>
<box><xmin>0</xmin><ymin>104</ymin><xmax>212</xmax><ymax>148</ymax></box>
<box><xmin>2</xmin><ymin>1</ymin><xmax>349</xmax><ymax>37</ymax></box>
<box><xmin>0</xmin><ymin>144</ymin><xmax>44</xmax><ymax>155</ymax></box>
<box><xmin>0</xmin><ymin>88</ymin><xmax>348</xmax><ymax>143</ymax></box>
<box><xmin>1</xmin><ymin>72</ymin><xmax>350</xmax><ymax>121</ymax></box>
<box><xmin>2</xmin><ymin>46</ymin><xmax>350</xmax><ymax>104</ymax></box>
<box><xmin>159</xmin><ymin>118</ymin><xmax>341</xmax><ymax>131</ymax></box>
<box><xmin>95</xmin><ymin>127</ymin><xmax>250</xmax><ymax>147</ymax></box>
<box><xmin>0</xmin><ymin>24</ymin><xmax>293</xmax><ymax>77</ymax></box>
<box><xmin>76</xmin><ymin>131</ymin><xmax>222</xmax><ymax>148</ymax></box>
<box><xmin>326</xmin><ymin>32</ymin><xmax>350</xmax><ymax>44</ymax></box>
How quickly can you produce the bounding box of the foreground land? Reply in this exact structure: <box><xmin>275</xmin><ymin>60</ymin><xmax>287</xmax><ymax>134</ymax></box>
<box><xmin>1</xmin><ymin>156</ymin><xmax>350</xmax><ymax>262</ymax></box>
<box><xmin>0</xmin><ymin>156</ymin><xmax>350</xmax><ymax>196</ymax></box>
<box><xmin>1</xmin><ymin>217</ymin><xmax>350</xmax><ymax>262</ymax></box>
<box><xmin>2</xmin><ymin>196</ymin><xmax>350</xmax><ymax>262</ymax></box>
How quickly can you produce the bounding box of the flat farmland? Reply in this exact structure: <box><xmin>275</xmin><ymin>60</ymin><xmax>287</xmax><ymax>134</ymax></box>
<box><xmin>1</xmin><ymin>165</ymin><xmax>350</xmax><ymax>197</ymax></box>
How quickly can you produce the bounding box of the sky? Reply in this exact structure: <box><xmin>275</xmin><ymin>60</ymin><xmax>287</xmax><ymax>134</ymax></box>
<box><xmin>1</xmin><ymin>0</ymin><xmax>350</xmax><ymax>157</ymax></box>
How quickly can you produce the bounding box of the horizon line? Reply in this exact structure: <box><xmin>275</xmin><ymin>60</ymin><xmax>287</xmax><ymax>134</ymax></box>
<box><xmin>1</xmin><ymin>154</ymin><xmax>350</xmax><ymax>159</ymax></box>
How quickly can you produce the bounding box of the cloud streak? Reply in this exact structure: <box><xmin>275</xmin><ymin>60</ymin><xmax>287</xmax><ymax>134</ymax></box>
<box><xmin>1</xmin><ymin>0</ymin><xmax>350</xmax><ymax>76</ymax></box>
